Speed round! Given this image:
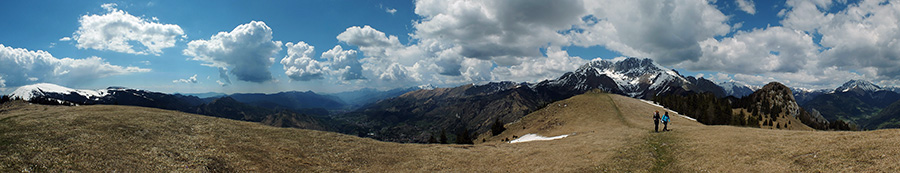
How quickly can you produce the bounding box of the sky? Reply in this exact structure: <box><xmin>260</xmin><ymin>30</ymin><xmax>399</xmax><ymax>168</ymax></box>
<box><xmin>1</xmin><ymin>0</ymin><xmax>899</xmax><ymax>95</ymax></box>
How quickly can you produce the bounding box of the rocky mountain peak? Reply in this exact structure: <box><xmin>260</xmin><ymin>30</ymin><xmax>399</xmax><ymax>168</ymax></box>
<box><xmin>835</xmin><ymin>79</ymin><xmax>883</xmax><ymax>93</ymax></box>
<box><xmin>552</xmin><ymin>57</ymin><xmax>697</xmax><ymax>98</ymax></box>
<box><xmin>750</xmin><ymin>82</ymin><xmax>800</xmax><ymax>118</ymax></box>
<box><xmin>576</xmin><ymin>57</ymin><xmax>664</xmax><ymax>79</ymax></box>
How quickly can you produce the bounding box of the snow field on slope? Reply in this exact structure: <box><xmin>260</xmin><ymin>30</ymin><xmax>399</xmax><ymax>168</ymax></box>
<box><xmin>638</xmin><ymin>99</ymin><xmax>697</xmax><ymax>122</ymax></box>
<box><xmin>509</xmin><ymin>134</ymin><xmax>570</xmax><ymax>144</ymax></box>
<box><xmin>10</xmin><ymin>83</ymin><xmax>109</xmax><ymax>101</ymax></box>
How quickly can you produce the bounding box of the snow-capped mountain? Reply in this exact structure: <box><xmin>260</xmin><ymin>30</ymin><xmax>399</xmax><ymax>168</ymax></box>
<box><xmin>834</xmin><ymin>80</ymin><xmax>884</xmax><ymax>93</ymax></box>
<box><xmin>10</xmin><ymin>83</ymin><xmax>111</xmax><ymax>104</ymax></box>
<box><xmin>417</xmin><ymin>84</ymin><xmax>436</xmax><ymax>90</ymax></box>
<box><xmin>791</xmin><ymin>87</ymin><xmax>829</xmax><ymax>105</ymax></box>
<box><xmin>719</xmin><ymin>80</ymin><xmax>759</xmax><ymax>98</ymax></box>
<box><xmin>537</xmin><ymin>57</ymin><xmax>719</xmax><ymax>99</ymax></box>
<box><xmin>10</xmin><ymin>83</ymin><xmax>204</xmax><ymax>109</ymax></box>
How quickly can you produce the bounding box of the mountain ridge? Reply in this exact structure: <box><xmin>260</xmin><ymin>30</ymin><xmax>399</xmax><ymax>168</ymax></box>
<box><xmin>802</xmin><ymin>80</ymin><xmax>900</xmax><ymax>129</ymax></box>
<box><xmin>340</xmin><ymin>57</ymin><xmax>739</xmax><ymax>142</ymax></box>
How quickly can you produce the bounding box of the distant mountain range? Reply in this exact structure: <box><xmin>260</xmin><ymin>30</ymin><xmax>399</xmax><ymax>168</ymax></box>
<box><xmin>801</xmin><ymin>80</ymin><xmax>900</xmax><ymax>129</ymax></box>
<box><xmin>328</xmin><ymin>87</ymin><xmax>422</xmax><ymax>108</ymax></box>
<box><xmin>715</xmin><ymin>79</ymin><xmax>900</xmax><ymax>130</ymax></box>
<box><xmin>790</xmin><ymin>88</ymin><xmax>829</xmax><ymax>105</ymax></box>
<box><xmin>179</xmin><ymin>92</ymin><xmax>227</xmax><ymax>98</ymax></box>
<box><xmin>8</xmin><ymin>83</ymin><xmax>329</xmax><ymax>130</ymax></box>
<box><xmin>10</xmin><ymin>83</ymin><xmax>204</xmax><ymax>111</ymax></box>
<box><xmin>339</xmin><ymin>58</ymin><xmax>734</xmax><ymax>142</ymax></box>
<box><xmin>182</xmin><ymin>87</ymin><xmax>424</xmax><ymax>111</ymax></box>
<box><xmin>227</xmin><ymin>91</ymin><xmax>346</xmax><ymax>111</ymax></box>
<box><xmin>339</xmin><ymin>58</ymin><xmax>900</xmax><ymax>142</ymax></box>
<box><xmin>540</xmin><ymin>58</ymin><xmax>723</xmax><ymax>99</ymax></box>
<box><xmin>5</xmin><ymin>83</ymin><xmax>431</xmax><ymax>133</ymax></box>
<box><xmin>192</xmin><ymin>96</ymin><xmax>329</xmax><ymax>130</ymax></box>
<box><xmin>8</xmin><ymin>58</ymin><xmax>900</xmax><ymax>143</ymax></box>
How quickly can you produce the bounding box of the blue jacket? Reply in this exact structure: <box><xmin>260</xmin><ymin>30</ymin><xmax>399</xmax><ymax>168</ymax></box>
<box><xmin>662</xmin><ymin>115</ymin><xmax>669</xmax><ymax>122</ymax></box>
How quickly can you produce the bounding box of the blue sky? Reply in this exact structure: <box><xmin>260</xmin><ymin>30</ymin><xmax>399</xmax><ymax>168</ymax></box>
<box><xmin>1</xmin><ymin>0</ymin><xmax>899</xmax><ymax>94</ymax></box>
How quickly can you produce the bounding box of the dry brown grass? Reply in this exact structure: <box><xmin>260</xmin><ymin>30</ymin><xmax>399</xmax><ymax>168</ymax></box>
<box><xmin>1</xmin><ymin>91</ymin><xmax>899</xmax><ymax>172</ymax></box>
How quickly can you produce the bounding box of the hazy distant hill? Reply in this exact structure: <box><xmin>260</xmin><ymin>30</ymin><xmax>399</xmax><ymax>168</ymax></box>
<box><xmin>228</xmin><ymin>91</ymin><xmax>345</xmax><ymax>110</ymax></box>
<box><xmin>212</xmin><ymin>87</ymin><xmax>419</xmax><ymax>112</ymax></box>
<box><xmin>327</xmin><ymin>87</ymin><xmax>422</xmax><ymax>109</ymax></box>
<box><xmin>193</xmin><ymin>97</ymin><xmax>328</xmax><ymax>130</ymax></box>
<box><xmin>179</xmin><ymin>92</ymin><xmax>227</xmax><ymax>98</ymax></box>
<box><xmin>867</xmin><ymin>99</ymin><xmax>900</xmax><ymax>129</ymax></box>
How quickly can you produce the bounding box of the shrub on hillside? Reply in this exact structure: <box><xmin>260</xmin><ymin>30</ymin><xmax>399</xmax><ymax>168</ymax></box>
<box><xmin>428</xmin><ymin>135</ymin><xmax>438</xmax><ymax>144</ymax></box>
<box><xmin>439</xmin><ymin>130</ymin><xmax>448</xmax><ymax>144</ymax></box>
<box><xmin>491</xmin><ymin>118</ymin><xmax>506</xmax><ymax>136</ymax></box>
<box><xmin>455</xmin><ymin>128</ymin><xmax>473</xmax><ymax>144</ymax></box>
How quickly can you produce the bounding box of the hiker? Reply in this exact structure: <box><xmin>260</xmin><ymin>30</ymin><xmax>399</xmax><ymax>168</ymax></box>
<box><xmin>653</xmin><ymin>110</ymin><xmax>660</xmax><ymax>132</ymax></box>
<box><xmin>662</xmin><ymin>112</ymin><xmax>670</xmax><ymax>131</ymax></box>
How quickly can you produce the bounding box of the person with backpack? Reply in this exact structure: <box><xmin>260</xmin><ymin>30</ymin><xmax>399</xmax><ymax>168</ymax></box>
<box><xmin>653</xmin><ymin>110</ymin><xmax>660</xmax><ymax>132</ymax></box>
<box><xmin>662</xmin><ymin>111</ymin><xmax>670</xmax><ymax>131</ymax></box>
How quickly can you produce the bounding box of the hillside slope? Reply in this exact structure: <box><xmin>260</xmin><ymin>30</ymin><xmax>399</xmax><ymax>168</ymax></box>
<box><xmin>2</xmin><ymin>92</ymin><xmax>899</xmax><ymax>172</ymax></box>
<box><xmin>866</xmin><ymin>99</ymin><xmax>900</xmax><ymax>129</ymax></box>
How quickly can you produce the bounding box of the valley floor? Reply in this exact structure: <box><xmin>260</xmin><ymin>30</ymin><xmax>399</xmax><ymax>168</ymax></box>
<box><xmin>1</xmin><ymin>92</ymin><xmax>898</xmax><ymax>172</ymax></box>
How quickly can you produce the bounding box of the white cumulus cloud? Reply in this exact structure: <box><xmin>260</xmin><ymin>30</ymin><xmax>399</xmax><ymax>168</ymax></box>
<box><xmin>569</xmin><ymin>0</ymin><xmax>732</xmax><ymax>65</ymax></box>
<box><xmin>173</xmin><ymin>74</ymin><xmax>198</xmax><ymax>83</ymax></box>
<box><xmin>720</xmin><ymin>0</ymin><xmax>900</xmax><ymax>88</ymax></box>
<box><xmin>281</xmin><ymin>42</ymin><xmax>326</xmax><ymax>81</ymax></box>
<box><xmin>414</xmin><ymin>0</ymin><xmax>584</xmax><ymax>65</ymax></box>
<box><xmin>491</xmin><ymin>46</ymin><xmax>589</xmax><ymax>82</ymax></box>
<box><xmin>184</xmin><ymin>21</ymin><xmax>282</xmax><ymax>83</ymax></box>
<box><xmin>74</xmin><ymin>3</ymin><xmax>184</xmax><ymax>55</ymax></box>
<box><xmin>809</xmin><ymin>0</ymin><xmax>900</xmax><ymax>80</ymax></box>
<box><xmin>736</xmin><ymin>0</ymin><xmax>757</xmax><ymax>14</ymax></box>
<box><xmin>276</xmin><ymin>0</ymin><xmax>900</xmax><ymax>90</ymax></box>
<box><xmin>0</xmin><ymin>44</ymin><xmax>149</xmax><ymax>87</ymax></box>
<box><xmin>321</xmin><ymin>45</ymin><xmax>365</xmax><ymax>80</ymax></box>
<box><xmin>680</xmin><ymin>27</ymin><xmax>818</xmax><ymax>74</ymax></box>
<box><xmin>337</xmin><ymin>25</ymin><xmax>401</xmax><ymax>49</ymax></box>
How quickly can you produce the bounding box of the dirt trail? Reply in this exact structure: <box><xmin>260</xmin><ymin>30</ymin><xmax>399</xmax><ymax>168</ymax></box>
<box><xmin>607</xmin><ymin>94</ymin><xmax>681</xmax><ymax>172</ymax></box>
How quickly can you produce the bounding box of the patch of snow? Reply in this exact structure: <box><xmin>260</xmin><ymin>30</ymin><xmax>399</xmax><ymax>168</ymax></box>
<box><xmin>509</xmin><ymin>133</ymin><xmax>570</xmax><ymax>143</ymax></box>
<box><xmin>638</xmin><ymin>99</ymin><xmax>697</xmax><ymax>122</ymax></box>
